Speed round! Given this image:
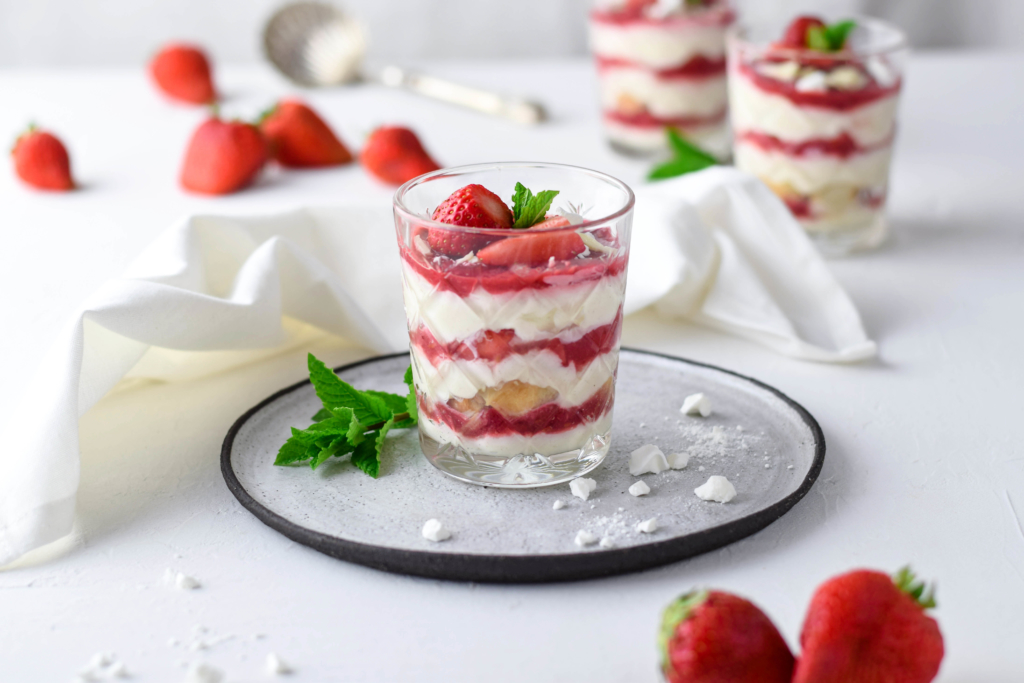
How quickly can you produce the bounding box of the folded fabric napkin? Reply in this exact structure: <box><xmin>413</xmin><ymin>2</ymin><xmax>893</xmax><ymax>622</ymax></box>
<box><xmin>0</xmin><ymin>167</ymin><xmax>874</xmax><ymax>566</ymax></box>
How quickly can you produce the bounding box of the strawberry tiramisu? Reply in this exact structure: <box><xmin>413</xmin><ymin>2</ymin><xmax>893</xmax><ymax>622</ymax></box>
<box><xmin>394</xmin><ymin>164</ymin><xmax>634</xmax><ymax>486</ymax></box>
<box><xmin>589</xmin><ymin>0</ymin><xmax>735</xmax><ymax>157</ymax></box>
<box><xmin>728</xmin><ymin>16</ymin><xmax>907</xmax><ymax>253</ymax></box>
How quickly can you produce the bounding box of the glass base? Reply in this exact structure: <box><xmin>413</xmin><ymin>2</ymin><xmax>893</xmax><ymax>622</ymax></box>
<box><xmin>806</xmin><ymin>212</ymin><xmax>888</xmax><ymax>258</ymax></box>
<box><xmin>419</xmin><ymin>430</ymin><xmax>611</xmax><ymax>488</ymax></box>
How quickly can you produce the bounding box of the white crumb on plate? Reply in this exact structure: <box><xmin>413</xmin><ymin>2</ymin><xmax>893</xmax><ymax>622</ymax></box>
<box><xmin>266</xmin><ymin>653</ymin><xmax>292</xmax><ymax>676</ymax></box>
<box><xmin>629</xmin><ymin>444</ymin><xmax>669</xmax><ymax>475</ymax></box>
<box><xmin>175</xmin><ymin>573</ymin><xmax>201</xmax><ymax>590</ymax></box>
<box><xmin>574</xmin><ymin>530</ymin><xmax>599</xmax><ymax>547</ymax></box>
<box><xmin>552</xmin><ymin>499</ymin><xmax>566</xmax><ymax>510</ymax></box>
<box><xmin>421</xmin><ymin>519</ymin><xmax>451</xmax><ymax>542</ymax></box>
<box><xmin>680</xmin><ymin>393</ymin><xmax>712</xmax><ymax>417</ymax></box>
<box><xmin>636</xmin><ymin>518</ymin><xmax>658</xmax><ymax>534</ymax></box>
<box><xmin>569</xmin><ymin>477</ymin><xmax>597</xmax><ymax>500</ymax></box>
<box><xmin>599</xmin><ymin>537</ymin><xmax>615</xmax><ymax>549</ymax></box>
<box><xmin>666</xmin><ymin>451</ymin><xmax>690</xmax><ymax>470</ymax></box>
<box><xmin>185</xmin><ymin>662</ymin><xmax>224</xmax><ymax>683</ymax></box>
<box><xmin>695</xmin><ymin>475</ymin><xmax>737</xmax><ymax>503</ymax></box>
<box><xmin>628</xmin><ymin>481</ymin><xmax>650</xmax><ymax>497</ymax></box>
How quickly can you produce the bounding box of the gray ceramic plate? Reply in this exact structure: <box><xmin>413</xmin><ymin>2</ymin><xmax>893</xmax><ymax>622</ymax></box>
<box><xmin>222</xmin><ymin>349</ymin><xmax>824</xmax><ymax>583</ymax></box>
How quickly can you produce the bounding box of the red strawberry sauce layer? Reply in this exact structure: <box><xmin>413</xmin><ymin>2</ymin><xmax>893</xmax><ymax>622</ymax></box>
<box><xmin>411</xmin><ymin>307</ymin><xmax>623</xmax><ymax>370</ymax></box>
<box><xmin>605</xmin><ymin>109</ymin><xmax>726</xmax><ymax>129</ymax></box>
<box><xmin>736</xmin><ymin>131</ymin><xmax>894</xmax><ymax>159</ymax></box>
<box><xmin>596</xmin><ymin>55</ymin><xmax>726</xmax><ymax>79</ymax></box>
<box><xmin>419</xmin><ymin>382</ymin><xmax>614</xmax><ymax>439</ymax></box>
<box><xmin>400</xmin><ymin>246</ymin><xmax>627</xmax><ymax>297</ymax></box>
<box><xmin>739</xmin><ymin>61</ymin><xmax>901</xmax><ymax>111</ymax></box>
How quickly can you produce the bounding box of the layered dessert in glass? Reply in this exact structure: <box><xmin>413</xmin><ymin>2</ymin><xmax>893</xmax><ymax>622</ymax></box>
<box><xmin>589</xmin><ymin>0</ymin><xmax>735</xmax><ymax>158</ymax></box>
<box><xmin>394</xmin><ymin>163</ymin><xmax>634</xmax><ymax>487</ymax></box>
<box><xmin>728</xmin><ymin>16</ymin><xmax>908</xmax><ymax>255</ymax></box>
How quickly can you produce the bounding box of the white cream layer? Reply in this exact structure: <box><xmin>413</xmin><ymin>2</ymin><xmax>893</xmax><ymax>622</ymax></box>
<box><xmin>590</xmin><ymin>20</ymin><xmax>726</xmax><ymax>70</ymax></box>
<box><xmin>420</xmin><ymin>411</ymin><xmax>614</xmax><ymax>458</ymax></box>
<box><xmin>734</xmin><ymin>143</ymin><xmax>893</xmax><ymax>196</ymax></box>
<box><xmin>598</xmin><ymin>66</ymin><xmax>727</xmax><ymax>118</ymax></box>
<box><xmin>728</xmin><ymin>71</ymin><xmax>899</xmax><ymax>146</ymax></box>
<box><xmin>402</xmin><ymin>264</ymin><xmax>626</xmax><ymax>345</ymax></box>
<box><xmin>603</xmin><ymin>117</ymin><xmax>731</xmax><ymax>158</ymax></box>
<box><xmin>411</xmin><ymin>345</ymin><xmax>619</xmax><ymax>406</ymax></box>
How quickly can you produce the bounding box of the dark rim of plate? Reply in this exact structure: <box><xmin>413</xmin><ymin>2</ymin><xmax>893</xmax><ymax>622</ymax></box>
<box><xmin>221</xmin><ymin>348</ymin><xmax>826</xmax><ymax>584</ymax></box>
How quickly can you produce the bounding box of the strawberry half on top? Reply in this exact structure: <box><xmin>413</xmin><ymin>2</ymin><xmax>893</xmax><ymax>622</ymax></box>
<box><xmin>793</xmin><ymin>567</ymin><xmax>944</xmax><ymax>683</ymax></box>
<box><xmin>660</xmin><ymin>590</ymin><xmax>795</xmax><ymax>683</ymax></box>
<box><xmin>427</xmin><ymin>184</ymin><xmax>513</xmax><ymax>258</ymax></box>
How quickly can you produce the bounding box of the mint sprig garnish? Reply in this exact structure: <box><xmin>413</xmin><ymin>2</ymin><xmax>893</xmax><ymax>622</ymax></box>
<box><xmin>511</xmin><ymin>182</ymin><xmax>560</xmax><ymax>229</ymax></box>
<box><xmin>807</xmin><ymin>19</ymin><xmax>857</xmax><ymax>52</ymax></box>
<box><xmin>274</xmin><ymin>354</ymin><xmax>418</xmax><ymax>477</ymax></box>
<box><xmin>648</xmin><ymin>128</ymin><xmax>718</xmax><ymax>181</ymax></box>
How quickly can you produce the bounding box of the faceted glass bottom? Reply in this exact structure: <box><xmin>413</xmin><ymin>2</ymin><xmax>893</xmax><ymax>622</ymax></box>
<box><xmin>807</xmin><ymin>212</ymin><xmax>888</xmax><ymax>258</ymax></box>
<box><xmin>419</xmin><ymin>428</ymin><xmax>611</xmax><ymax>488</ymax></box>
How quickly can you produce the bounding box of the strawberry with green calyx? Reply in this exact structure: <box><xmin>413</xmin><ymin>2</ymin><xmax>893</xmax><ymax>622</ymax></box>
<box><xmin>179</xmin><ymin>115</ymin><xmax>267</xmax><ymax>195</ymax></box>
<box><xmin>428</xmin><ymin>184</ymin><xmax>512</xmax><ymax>258</ymax></box>
<box><xmin>149</xmin><ymin>43</ymin><xmax>217</xmax><ymax>105</ymax></box>
<box><xmin>793</xmin><ymin>567</ymin><xmax>944</xmax><ymax>683</ymax></box>
<box><xmin>259</xmin><ymin>99</ymin><xmax>353</xmax><ymax>168</ymax></box>
<box><xmin>648</xmin><ymin>128</ymin><xmax>718</xmax><ymax>181</ymax></box>
<box><xmin>780</xmin><ymin>16</ymin><xmax>857</xmax><ymax>52</ymax></box>
<box><xmin>660</xmin><ymin>590</ymin><xmax>795</xmax><ymax>683</ymax></box>
<box><xmin>11</xmin><ymin>124</ymin><xmax>74</xmax><ymax>191</ymax></box>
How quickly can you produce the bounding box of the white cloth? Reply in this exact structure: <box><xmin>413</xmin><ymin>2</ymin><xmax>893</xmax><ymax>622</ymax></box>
<box><xmin>0</xmin><ymin>168</ymin><xmax>874</xmax><ymax>566</ymax></box>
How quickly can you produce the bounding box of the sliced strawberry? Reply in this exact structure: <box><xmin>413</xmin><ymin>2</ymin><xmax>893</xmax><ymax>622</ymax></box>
<box><xmin>779</xmin><ymin>16</ymin><xmax>826</xmax><ymax>48</ymax></box>
<box><xmin>477</xmin><ymin>229</ymin><xmax>585</xmax><ymax>267</ymax></box>
<box><xmin>428</xmin><ymin>184</ymin><xmax>513</xmax><ymax>258</ymax></box>
<box><xmin>474</xmin><ymin>329</ymin><xmax>515</xmax><ymax>362</ymax></box>
<box><xmin>530</xmin><ymin>215</ymin><xmax>572</xmax><ymax>230</ymax></box>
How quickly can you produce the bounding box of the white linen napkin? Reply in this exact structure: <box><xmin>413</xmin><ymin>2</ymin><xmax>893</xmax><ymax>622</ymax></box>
<box><xmin>0</xmin><ymin>168</ymin><xmax>874</xmax><ymax>566</ymax></box>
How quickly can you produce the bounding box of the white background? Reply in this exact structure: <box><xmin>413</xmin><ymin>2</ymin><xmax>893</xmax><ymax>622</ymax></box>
<box><xmin>0</xmin><ymin>0</ymin><xmax>1022</xmax><ymax>67</ymax></box>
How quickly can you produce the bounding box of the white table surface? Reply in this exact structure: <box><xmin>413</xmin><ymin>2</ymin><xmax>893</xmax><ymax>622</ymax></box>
<box><xmin>1</xmin><ymin>53</ymin><xmax>1023</xmax><ymax>681</ymax></box>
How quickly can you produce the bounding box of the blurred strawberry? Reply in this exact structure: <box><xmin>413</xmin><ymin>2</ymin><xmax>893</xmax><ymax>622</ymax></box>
<box><xmin>259</xmin><ymin>99</ymin><xmax>352</xmax><ymax>168</ymax></box>
<box><xmin>150</xmin><ymin>43</ymin><xmax>216</xmax><ymax>105</ymax></box>
<box><xmin>779</xmin><ymin>16</ymin><xmax>827</xmax><ymax>48</ymax></box>
<box><xmin>180</xmin><ymin>117</ymin><xmax>267</xmax><ymax>195</ymax></box>
<box><xmin>360</xmin><ymin>126</ymin><xmax>440</xmax><ymax>185</ymax></box>
<box><xmin>660</xmin><ymin>590</ymin><xmax>795</xmax><ymax>683</ymax></box>
<box><xmin>428</xmin><ymin>183</ymin><xmax>511</xmax><ymax>258</ymax></box>
<box><xmin>11</xmin><ymin>125</ymin><xmax>74</xmax><ymax>191</ymax></box>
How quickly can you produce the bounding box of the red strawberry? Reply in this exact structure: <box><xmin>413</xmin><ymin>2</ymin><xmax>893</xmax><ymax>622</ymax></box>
<box><xmin>530</xmin><ymin>215</ymin><xmax>571</xmax><ymax>230</ymax></box>
<box><xmin>259</xmin><ymin>99</ymin><xmax>352</xmax><ymax>168</ymax></box>
<box><xmin>180</xmin><ymin>118</ymin><xmax>267</xmax><ymax>195</ymax></box>
<box><xmin>428</xmin><ymin>184</ymin><xmax>512</xmax><ymax>258</ymax></box>
<box><xmin>360</xmin><ymin>126</ymin><xmax>440</xmax><ymax>185</ymax></box>
<box><xmin>780</xmin><ymin>16</ymin><xmax>826</xmax><ymax>48</ymax></box>
<box><xmin>474</xmin><ymin>329</ymin><xmax>515</xmax><ymax>361</ymax></box>
<box><xmin>11</xmin><ymin>125</ymin><xmax>74</xmax><ymax>191</ymax></box>
<box><xmin>660</xmin><ymin>590</ymin><xmax>795</xmax><ymax>683</ymax></box>
<box><xmin>477</xmin><ymin>228</ymin><xmax>585</xmax><ymax>267</ymax></box>
<box><xmin>793</xmin><ymin>567</ymin><xmax>944</xmax><ymax>683</ymax></box>
<box><xmin>149</xmin><ymin>43</ymin><xmax>216</xmax><ymax>105</ymax></box>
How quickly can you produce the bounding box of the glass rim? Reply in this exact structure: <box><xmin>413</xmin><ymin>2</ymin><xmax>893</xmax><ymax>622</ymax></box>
<box><xmin>588</xmin><ymin>3</ymin><xmax>735</xmax><ymax>28</ymax></box>
<box><xmin>728</xmin><ymin>16</ymin><xmax>908</xmax><ymax>59</ymax></box>
<box><xmin>393</xmin><ymin>161</ymin><xmax>636</xmax><ymax>236</ymax></box>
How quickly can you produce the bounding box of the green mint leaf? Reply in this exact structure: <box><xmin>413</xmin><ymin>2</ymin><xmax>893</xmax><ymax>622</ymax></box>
<box><xmin>311</xmin><ymin>434</ymin><xmax>356</xmax><ymax>470</ymax></box>
<box><xmin>307</xmin><ymin>353</ymin><xmax>392</xmax><ymax>424</ymax></box>
<box><xmin>363</xmin><ymin>390</ymin><xmax>407</xmax><ymax>414</ymax></box>
<box><xmin>667</xmin><ymin>128</ymin><xmax>718</xmax><ymax>166</ymax></box>
<box><xmin>274</xmin><ymin>434</ymin><xmax>313</xmax><ymax>466</ymax></box>
<box><xmin>350</xmin><ymin>416</ymin><xmax>395</xmax><ymax>478</ymax></box>
<box><xmin>511</xmin><ymin>182</ymin><xmax>532</xmax><ymax>223</ymax></box>
<box><xmin>806</xmin><ymin>24</ymin><xmax>832</xmax><ymax>51</ymax></box>
<box><xmin>648</xmin><ymin>130</ymin><xmax>717</xmax><ymax>181</ymax></box>
<box><xmin>825</xmin><ymin>20</ymin><xmax>857</xmax><ymax>51</ymax></box>
<box><xmin>310</xmin><ymin>407</ymin><xmax>332</xmax><ymax>423</ymax></box>
<box><xmin>512</xmin><ymin>186</ymin><xmax>560</xmax><ymax>229</ymax></box>
<box><xmin>403</xmin><ymin>365</ymin><xmax>419</xmax><ymax>423</ymax></box>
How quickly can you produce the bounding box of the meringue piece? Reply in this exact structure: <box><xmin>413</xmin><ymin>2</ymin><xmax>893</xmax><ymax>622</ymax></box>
<box><xmin>629</xmin><ymin>444</ymin><xmax>669</xmax><ymax>475</ymax></box>
<box><xmin>266</xmin><ymin>653</ymin><xmax>292</xmax><ymax>676</ymax></box>
<box><xmin>826</xmin><ymin>65</ymin><xmax>868</xmax><ymax>91</ymax></box>
<box><xmin>175</xmin><ymin>573</ymin><xmax>201</xmax><ymax>590</ymax></box>
<box><xmin>575</xmin><ymin>530</ymin><xmax>599</xmax><ymax>547</ymax></box>
<box><xmin>599</xmin><ymin>537</ymin><xmax>616</xmax><ymax>549</ymax></box>
<box><xmin>185</xmin><ymin>663</ymin><xmax>224</xmax><ymax>683</ymax></box>
<box><xmin>552</xmin><ymin>499</ymin><xmax>566</xmax><ymax>510</ymax></box>
<box><xmin>757</xmin><ymin>60</ymin><xmax>801</xmax><ymax>82</ymax></box>
<box><xmin>695</xmin><ymin>475</ymin><xmax>737</xmax><ymax>503</ymax></box>
<box><xmin>680</xmin><ymin>393</ymin><xmax>712</xmax><ymax>417</ymax></box>
<box><xmin>421</xmin><ymin>519</ymin><xmax>451</xmax><ymax>542</ymax></box>
<box><xmin>666</xmin><ymin>451</ymin><xmax>690</xmax><ymax>470</ymax></box>
<box><xmin>636</xmin><ymin>517</ymin><xmax>659</xmax><ymax>534</ymax></box>
<box><xmin>569</xmin><ymin>477</ymin><xmax>598</xmax><ymax>501</ymax></box>
<box><xmin>628</xmin><ymin>481</ymin><xmax>651</xmax><ymax>497</ymax></box>
<box><xmin>795</xmin><ymin>70</ymin><xmax>829</xmax><ymax>93</ymax></box>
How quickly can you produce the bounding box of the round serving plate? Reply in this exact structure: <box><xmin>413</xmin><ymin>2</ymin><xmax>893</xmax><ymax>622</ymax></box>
<box><xmin>222</xmin><ymin>349</ymin><xmax>824</xmax><ymax>583</ymax></box>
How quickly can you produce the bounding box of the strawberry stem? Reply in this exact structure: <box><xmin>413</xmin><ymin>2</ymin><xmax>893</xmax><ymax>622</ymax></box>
<box><xmin>894</xmin><ymin>566</ymin><xmax>937</xmax><ymax>609</ymax></box>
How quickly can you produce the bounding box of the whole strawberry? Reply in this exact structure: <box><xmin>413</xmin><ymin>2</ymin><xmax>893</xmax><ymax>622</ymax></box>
<box><xmin>360</xmin><ymin>126</ymin><xmax>440</xmax><ymax>185</ymax></box>
<box><xmin>12</xmin><ymin>125</ymin><xmax>74</xmax><ymax>191</ymax></box>
<box><xmin>660</xmin><ymin>590</ymin><xmax>794</xmax><ymax>683</ymax></box>
<box><xmin>428</xmin><ymin>184</ymin><xmax>511</xmax><ymax>258</ymax></box>
<box><xmin>180</xmin><ymin>117</ymin><xmax>267</xmax><ymax>195</ymax></box>
<box><xmin>260</xmin><ymin>99</ymin><xmax>352</xmax><ymax>168</ymax></box>
<box><xmin>150</xmin><ymin>43</ymin><xmax>216</xmax><ymax>105</ymax></box>
<box><xmin>793</xmin><ymin>567</ymin><xmax>944</xmax><ymax>683</ymax></box>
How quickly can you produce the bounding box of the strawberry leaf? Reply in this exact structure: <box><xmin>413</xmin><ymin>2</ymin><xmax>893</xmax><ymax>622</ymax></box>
<box><xmin>893</xmin><ymin>566</ymin><xmax>938</xmax><ymax>609</ymax></box>
<box><xmin>511</xmin><ymin>182</ymin><xmax>560</xmax><ymax>229</ymax></box>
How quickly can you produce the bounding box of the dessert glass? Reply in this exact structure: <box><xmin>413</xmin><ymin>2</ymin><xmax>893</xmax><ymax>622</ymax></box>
<box><xmin>588</xmin><ymin>0</ymin><xmax>735</xmax><ymax>159</ymax></box>
<box><xmin>728</xmin><ymin>17</ymin><xmax>908</xmax><ymax>256</ymax></box>
<box><xmin>394</xmin><ymin>163</ymin><xmax>635</xmax><ymax>487</ymax></box>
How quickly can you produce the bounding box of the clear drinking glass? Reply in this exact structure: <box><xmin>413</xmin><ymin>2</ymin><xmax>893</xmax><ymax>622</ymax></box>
<box><xmin>728</xmin><ymin>17</ymin><xmax>908</xmax><ymax>256</ymax></box>
<box><xmin>393</xmin><ymin>162</ymin><xmax>635</xmax><ymax>487</ymax></box>
<box><xmin>588</xmin><ymin>0</ymin><xmax>735</xmax><ymax>159</ymax></box>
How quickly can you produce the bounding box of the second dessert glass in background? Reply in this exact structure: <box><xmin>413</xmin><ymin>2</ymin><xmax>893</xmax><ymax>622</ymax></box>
<box><xmin>589</xmin><ymin>0</ymin><xmax>735</xmax><ymax>159</ymax></box>
<box><xmin>728</xmin><ymin>17</ymin><xmax>908</xmax><ymax>255</ymax></box>
<box><xmin>394</xmin><ymin>163</ymin><xmax>635</xmax><ymax>487</ymax></box>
